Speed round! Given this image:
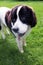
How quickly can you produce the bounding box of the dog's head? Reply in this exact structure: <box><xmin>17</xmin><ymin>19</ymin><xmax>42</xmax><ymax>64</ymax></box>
<box><xmin>5</xmin><ymin>5</ymin><xmax>37</xmax><ymax>37</ymax></box>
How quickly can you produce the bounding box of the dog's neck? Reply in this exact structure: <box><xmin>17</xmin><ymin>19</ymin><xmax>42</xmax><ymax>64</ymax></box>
<box><xmin>5</xmin><ymin>11</ymin><xmax>11</xmax><ymax>29</ymax></box>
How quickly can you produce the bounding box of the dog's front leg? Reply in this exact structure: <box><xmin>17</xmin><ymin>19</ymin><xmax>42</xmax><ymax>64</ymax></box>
<box><xmin>22</xmin><ymin>38</ymin><xmax>27</xmax><ymax>46</ymax></box>
<box><xmin>1</xmin><ymin>24</ymin><xmax>6</xmax><ymax>39</ymax></box>
<box><xmin>16</xmin><ymin>36</ymin><xmax>24</xmax><ymax>53</ymax></box>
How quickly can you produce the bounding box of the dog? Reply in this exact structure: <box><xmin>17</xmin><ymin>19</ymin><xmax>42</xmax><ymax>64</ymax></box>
<box><xmin>0</xmin><ymin>5</ymin><xmax>37</xmax><ymax>53</ymax></box>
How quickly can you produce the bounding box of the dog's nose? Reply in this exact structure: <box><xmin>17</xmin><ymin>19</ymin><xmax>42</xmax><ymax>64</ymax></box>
<box><xmin>13</xmin><ymin>28</ymin><xmax>19</xmax><ymax>33</ymax></box>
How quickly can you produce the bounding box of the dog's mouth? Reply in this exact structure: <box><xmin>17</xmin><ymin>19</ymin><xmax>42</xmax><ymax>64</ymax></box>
<box><xmin>18</xmin><ymin>33</ymin><xmax>25</xmax><ymax>40</ymax></box>
<box><xmin>18</xmin><ymin>32</ymin><xmax>25</xmax><ymax>37</ymax></box>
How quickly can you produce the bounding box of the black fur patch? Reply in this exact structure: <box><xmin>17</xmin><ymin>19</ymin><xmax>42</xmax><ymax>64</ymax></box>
<box><xmin>19</xmin><ymin>6</ymin><xmax>37</xmax><ymax>27</ymax></box>
<box><xmin>0</xmin><ymin>25</ymin><xmax>1</xmax><ymax>30</ymax></box>
<box><xmin>5</xmin><ymin>11</ymin><xmax>11</xmax><ymax>29</ymax></box>
<box><xmin>11</xmin><ymin>6</ymin><xmax>18</xmax><ymax>24</ymax></box>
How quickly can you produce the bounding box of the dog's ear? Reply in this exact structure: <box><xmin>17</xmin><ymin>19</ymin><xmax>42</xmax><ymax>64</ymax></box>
<box><xmin>31</xmin><ymin>11</ymin><xmax>37</xmax><ymax>27</ymax></box>
<box><xmin>8</xmin><ymin>12</ymin><xmax>11</xmax><ymax>23</ymax></box>
<box><xmin>19</xmin><ymin>6</ymin><xmax>37</xmax><ymax>27</ymax></box>
<box><xmin>0</xmin><ymin>25</ymin><xmax>1</xmax><ymax>30</ymax></box>
<box><xmin>6</xmin><ymin>11</ymin><xmax>11</xmax><ymax>23</ymax></box>
<box><xmin>5</xmin><ymin>11</ymin><xmax>11</xmax><ymax>28</ymax></box>
<box><xmin>26</xmin><ymin>6</ymin><xmax>37</xmax><ymax>27</ymax></box>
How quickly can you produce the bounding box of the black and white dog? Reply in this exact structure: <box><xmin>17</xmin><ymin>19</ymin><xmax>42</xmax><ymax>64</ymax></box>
<box><xmin>0</xmin><ymin>5</ymin><xmax>37</xmax><ymax>53</ymax></box>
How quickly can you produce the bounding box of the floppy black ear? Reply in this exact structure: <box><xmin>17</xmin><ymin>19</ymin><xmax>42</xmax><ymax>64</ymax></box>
<box><xmin>24</xmin><ymin>6</ymin><xmax>37</xmax><ymax>27</ymax></box>
<box><xmin>19</xmin><ymin>6</ymin><xmax>37</xmax><ymax>27</ymax></box>
<box><xmin>27</xmin><ymin>6</ymin><xmax>37</xmax><ymax>27</ymax></box>
<box><xmin>0</xmin><ymin>25</ymin><xmax>1</xmax><ymax>30</ymax></box>
<box><xmin>5</xmin><ymin>11</ymin><xmax>12</xmax><ymax>29</ymax></box>
<box><xmin>31</xmin><ymin>11</ymin><xmax>37</xmax><ymax>27</ymax></box>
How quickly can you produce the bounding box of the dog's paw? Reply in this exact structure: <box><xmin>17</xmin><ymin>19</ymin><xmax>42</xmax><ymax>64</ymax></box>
<box><xmin>20</xmin><ymin>50</ymin><xmax>24</xmax><ymax>53</ymax></box>
<box><xmin>23</xmin><ymin>43</ymin><xmax>27</xmax><ymax>47</ymax></box>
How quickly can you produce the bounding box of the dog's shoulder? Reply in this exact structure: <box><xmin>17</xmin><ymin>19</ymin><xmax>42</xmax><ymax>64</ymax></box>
<box><xmin>0</xmin><ymin>7</ymin><xmax>11</xmax><ymax>26</ymax></box>
<box><xmin>0</xmin><ymin>7</ymin><xmax>11</xmax><ymax>16</ymax></box>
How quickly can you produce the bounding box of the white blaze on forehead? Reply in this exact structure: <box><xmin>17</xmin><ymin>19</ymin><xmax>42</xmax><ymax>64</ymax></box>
<box><xmin>17</xmin><ymin>6</ymin><xmax>22</xmax><ymax>16</ymax></box>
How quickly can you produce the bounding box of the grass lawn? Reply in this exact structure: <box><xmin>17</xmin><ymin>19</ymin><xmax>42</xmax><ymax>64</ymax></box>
<box><xmin>0</xmin><ymin>1</ymin><xmax>43</xmax><ymax>65</ymax></box>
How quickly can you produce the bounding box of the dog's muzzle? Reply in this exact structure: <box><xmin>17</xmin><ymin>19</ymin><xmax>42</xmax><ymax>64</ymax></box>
<box><xmin>12</xmin><ymin>28</ymin><xmax>25</xmax><ymax>37</ymax></box>
<box><xmin>18</xmin><ymin>33</ymin><xmax>25</xmax><ymax>37</ymax></box>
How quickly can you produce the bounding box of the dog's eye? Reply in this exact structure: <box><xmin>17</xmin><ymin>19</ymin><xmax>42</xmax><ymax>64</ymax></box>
<box><xmin>12</xmin><ymin>18</ymin><xmax>16</xmax><ymax>22</ymax></box>
<box><xmin>12</xmin><ymin>19</ymin><xmax>16</xmax><ymax>24</ymax></box>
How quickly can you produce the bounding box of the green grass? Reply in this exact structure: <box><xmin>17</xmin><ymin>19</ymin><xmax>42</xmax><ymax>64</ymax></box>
<box><xmin>0</xmin><ymin>1</ymin><xmax>43</xmax><ymax>65</ymax></box>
